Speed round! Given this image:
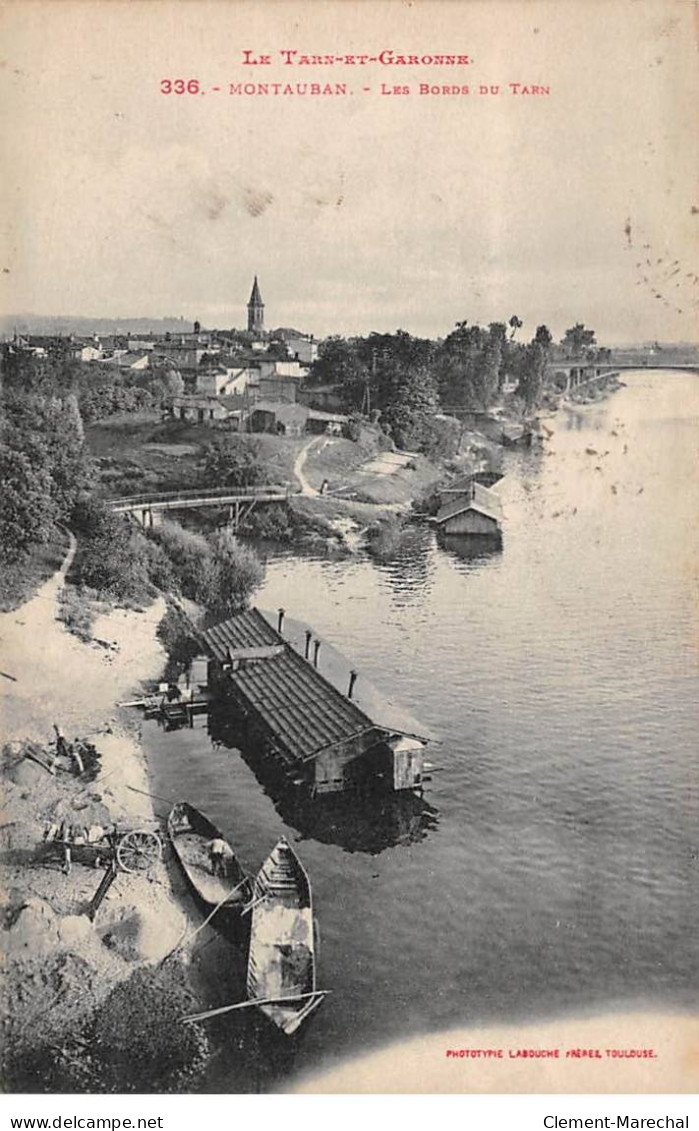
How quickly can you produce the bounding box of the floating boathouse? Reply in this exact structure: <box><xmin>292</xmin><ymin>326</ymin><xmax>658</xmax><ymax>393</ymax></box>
<box><xmin>434</xmin><ymin>472</ymin><xmax>504</xmax><ymax>537</ymax></box>
<box><xmin>203</xmin><ymin>608</ymin><xmax>428</xmax><ymax>795</ymax></box>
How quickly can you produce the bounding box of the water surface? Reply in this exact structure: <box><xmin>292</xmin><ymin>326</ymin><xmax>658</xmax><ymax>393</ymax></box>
<box><xmin>143</xmin><ymin>371</ymin><xmax>699</xmax><ymax>1091</ymax></box>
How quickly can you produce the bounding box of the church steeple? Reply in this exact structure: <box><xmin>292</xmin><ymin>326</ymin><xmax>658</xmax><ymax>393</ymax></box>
<box><xmin>247</xmin><ymin>275</ymin><xmax>264</xmax><ymax>334</ymax></box>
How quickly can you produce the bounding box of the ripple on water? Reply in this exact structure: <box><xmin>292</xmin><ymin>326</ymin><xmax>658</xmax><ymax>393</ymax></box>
<box><xmin>142</xmin><ymin>372</ymin><xmax>699</xmax><ymax>1091</ymax></box>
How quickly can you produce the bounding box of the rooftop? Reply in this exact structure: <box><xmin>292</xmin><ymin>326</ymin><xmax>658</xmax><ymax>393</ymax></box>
<box><xmin>436</xmin><ymin>482</ymin><xmax>503</xmax><ymax>525</ymax></box>
<box><xmin>203</xmin><ymin>608</ymin><xmax>381</xmax><ymax>764</ymax></box>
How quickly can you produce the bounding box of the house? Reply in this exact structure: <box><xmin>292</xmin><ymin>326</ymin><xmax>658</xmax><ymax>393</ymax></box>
<box><xmin>68</xmin><ymin>342</ymin><xmax>103</xmax><ymax>362</ymax></box>
<box><xmin>152</xmin><ymin>344</ymin><xmax>211</xmax><ymax>371</ymax></box>
<box><xmin>249</xmin><ymin>401</ymin><xmax>309</xmax><ymax>436</ymax></box>
<box><xmin>196</xmin><ymin>365</ymin><xmax>256</xmax><ymax>397</ymax></box>
<box><xmin>434</xmin><ymin>479</ymin><xmax>503</xmax><ymax>536</ymax></box>
<box><xmin>168</xmin><ymin>393</ymin><xmax>241</xmax><ymax>425</ymax></box>
<box><xmin>289</xmin><ymin>336</ymin><xmax>318</xmax><ymax>365</ymax></box>
<box><xmin>271</xmin><ymin>328</ymin><xmax>319</xmax><ymax>365</ymax></box>
<box><xmin>248</xmin><ymin>401</ymin><xmax>348</xmax><ymax>436</ymax></box>
<box><xmin>306</xmin><ymin>408</ymin><xmax>348</xmax><ymax>436</ymax></box>
<box><xmin>256</xmin><ymin>358</ymin><xmax>306</xmax><ymax>380</ymax></box>
<box><xmin>99</xmin><ymin>351</ymin><xmax>150</xmax><ymax>371</ymax></box>
<box><xmin>255</xmin><ymin>373</ymin><xmax>302</xmax><ymax>403</ymax></box>
<box><xmin>126</xmin><ymin>338</ymin><xmax>157</xmax><ymax>352</ymax></box>
<box><xmin>203</xmin><ymin>607</ymin><xmax>428</xmax><ymax>795</ymax></box>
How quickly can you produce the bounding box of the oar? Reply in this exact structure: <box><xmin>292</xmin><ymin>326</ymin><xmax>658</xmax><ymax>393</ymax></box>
<box><xmin>182</xmin><ymin>990</ymin><xmax>331</xmax><ymax>1025</ymax></box>
<box><xmin>159</xmin><ymin>877</ymin><xmax>250</xmax><ymax>966</ymax></box>
<box><xmin>240</xmin><ymin>893</ymin><xmax>268</xmax><ymax>917</ymax></box>
<box><xmin>127</xmin><ymin>784</ymin><xmax>176</xmax><ymax>807</ymax></box>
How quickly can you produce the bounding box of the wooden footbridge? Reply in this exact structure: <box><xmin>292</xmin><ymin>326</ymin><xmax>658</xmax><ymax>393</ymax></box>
<box><xmin>109</xmin><ymin>484</ymin><xmax>293</xmax><ymax>529</ymax></box>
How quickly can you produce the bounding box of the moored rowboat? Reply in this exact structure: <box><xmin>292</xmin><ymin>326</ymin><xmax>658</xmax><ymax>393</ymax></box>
<box><xmin>246</xmin><ymin>836</ymin><xmax>324</xmax><ymax>1035</ymax></box>
<box><xmin>167</xmin><ymin>801</ymin><xmax>251</xmax><ymax>920</ymax></box>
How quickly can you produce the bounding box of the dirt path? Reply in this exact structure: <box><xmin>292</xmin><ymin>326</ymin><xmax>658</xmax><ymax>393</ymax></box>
<box><xmin>293</xmin><ymin>436</ymin><xmax>323</xmax><ymax>496</ymax></box>
<box><xmin>0</xmin><ymin>533</ymin><xmax>167</xmax><ymax>743</ymax></box>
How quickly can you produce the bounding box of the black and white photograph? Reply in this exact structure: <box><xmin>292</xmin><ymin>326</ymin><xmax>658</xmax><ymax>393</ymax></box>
<box><xmin>1</xmin><ymin>0</ymin><xmax>697</xmax><ymax>1101</ymax></box>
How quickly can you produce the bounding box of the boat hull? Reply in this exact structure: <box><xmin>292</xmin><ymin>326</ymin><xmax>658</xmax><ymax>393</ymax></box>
<box><xmin>247</xmin><ymin>837</ymin><xmax>322</xmax><ymax>1035</ymax></box>
<box><xmin>167</xmin><ymin>801</ymin><xmax>252</xmax><ymax>923</ymax></box>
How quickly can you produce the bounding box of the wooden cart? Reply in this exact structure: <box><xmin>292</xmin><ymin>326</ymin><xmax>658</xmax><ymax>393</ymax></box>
<box><xmin>44</xmin><ymin>823</ymin><xmax>163</xmax><ymax>874</ymax></box>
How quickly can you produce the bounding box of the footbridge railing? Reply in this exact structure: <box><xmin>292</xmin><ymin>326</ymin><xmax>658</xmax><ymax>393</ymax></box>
<box><xmin>108</xmin><ymin>483</ymin><xmax>295</xmax><ymax>528</ymax></box>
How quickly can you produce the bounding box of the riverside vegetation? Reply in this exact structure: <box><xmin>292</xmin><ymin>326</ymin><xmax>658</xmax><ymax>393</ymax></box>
<box><xmin>1</xmin><ymin>316</ymin><xmax>609</xmax><ymax>621</ymax></box>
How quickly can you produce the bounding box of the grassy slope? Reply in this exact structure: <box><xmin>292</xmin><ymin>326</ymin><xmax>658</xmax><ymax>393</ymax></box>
<box><xmin>86</xmin><ymin>416</ymin><xmax>308</xmax><ymax>498</ymax></box>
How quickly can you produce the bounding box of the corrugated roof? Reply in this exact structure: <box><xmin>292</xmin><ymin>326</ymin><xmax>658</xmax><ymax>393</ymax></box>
<box><xmin>203</xmin><ymin>608</ymin><xmax>379</xmax><ymax>764</ymax></box>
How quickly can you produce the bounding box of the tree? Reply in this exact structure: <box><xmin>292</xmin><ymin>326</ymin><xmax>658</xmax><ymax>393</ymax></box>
<box><xmin>436</xmin><ymin>322</ymin><xmax>505</xmax><ymax>411</ymax></box>
<box><xmin>202</xmin><ymin>436</ymin><xmax>269</xmax><ymax>488</ymax></box>
<box><xmin>1</xmin><ymin>391</ymin><xmax>91</xmax><ymax>534</ymax></box>
<box><xmin>517</xmin><ymin>326</ymin><xmax>553</xmax><ymax>410</ymax></box>
<box><xmin>534</xmin><ymin>324</ymin><xmax>553</xmax><ymax>349</ymax></box>
<box><xmin>70</xmin><ymin>499</ymin><xmax>151</xmax><ymax>601</ymax></box>
<box><xmin>309</xmin><ymin>337</ymin><xmax>369</xmax><ymax>410</ymax></box>
<box><xmin>561</xmin><ymin>323</ymin><xmax>596</xmax><ymax>358</ymax></box>
<box><xmin>205</xmin><ymin>529</ymin><xmax>264</xmax><ymax>617</ymax></box>
<box><xmin>508</xmin><ymin>315</ymin><xmax>523</xmax><ymax>341</ymax></box>
<box><xmin>0</xmin><ymin>447</ymin><xmax>56</xmax><ymax>562</ymax></box>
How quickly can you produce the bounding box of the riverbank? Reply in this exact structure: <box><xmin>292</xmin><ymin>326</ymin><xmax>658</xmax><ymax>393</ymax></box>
<box><xmin>0</xmin><ymin>550</ymin><xmax>210</xmax><ymax>1091</ymax></box>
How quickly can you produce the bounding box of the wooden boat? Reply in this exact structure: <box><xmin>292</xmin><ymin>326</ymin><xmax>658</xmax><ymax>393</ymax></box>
<box><xmin>246</xmin><ymin>836</ymin><xmax>325</xmax><ymax>1035</ymax></box>
<box><xmin>167</xmin><ymin>802</ymin><xmax>252</xmax><ymax>920</ymax></box>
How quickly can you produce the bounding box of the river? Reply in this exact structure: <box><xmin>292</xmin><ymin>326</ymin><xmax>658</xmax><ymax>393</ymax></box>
<box><xmin>142</xmin><ymin>370</ymin><xmax>699</xmax><ymax>1092</ymax></box>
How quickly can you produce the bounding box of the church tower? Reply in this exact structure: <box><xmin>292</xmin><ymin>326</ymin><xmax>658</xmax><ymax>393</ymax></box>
<box><xmin>247</xmin><ymin>276</ymin><xmax>265</xmax><ymax>334</ymax></box>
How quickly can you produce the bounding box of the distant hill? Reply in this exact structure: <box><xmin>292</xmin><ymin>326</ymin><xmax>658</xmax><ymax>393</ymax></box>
<box><xmin>0</xmin><ymin>315</ymin><xmax>195</xmax><ymax>338</ymax></box>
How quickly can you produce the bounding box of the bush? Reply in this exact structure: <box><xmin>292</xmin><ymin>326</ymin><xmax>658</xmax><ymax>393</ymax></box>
<box><xmin>202</xmin><ymin>435</ymin><xmax>269</xmax><ymax>488</ymax></box>
<box><xmin>70</xmin><ymin>498</ymin><xmax>151</xmax><ymax>603</ymax></box>
<box><xmin>204</xmin><ymin>529</ymin><xmax>264</xmax><ymax>617</ymax></box>
<box><xmin>156</xmin><ymin>604</ymin><xmax>203</xmax><ymax>680</ymax></box>
<box><xmin>3</xmin><ymin>961</ymin><xmax>210</xmax><ymax>1094</ymax></box>
<box><xmin>417</xmin><ymin>414</ymin><xmax>461</xmax><ymax>461</ymax></box>
<box><xmin>147</xmin><ymin>521</ymin><xmax>211</xmax><ymax>602</ymax></box>
<box><xmin>246</xmin><ymin>503</ymin><xmax>294</xmax><ymax>542</ymax></box>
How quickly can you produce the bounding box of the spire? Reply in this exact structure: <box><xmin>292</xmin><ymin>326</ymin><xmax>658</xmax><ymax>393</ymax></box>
<box><xmin>247</xmin><ymin>275</ymin><xmax>265</xmax><ymax>334</ymax></box>
<box><xmin>249</xmin><ymin>275</ymin><xmax>263</xmax><ymax>306</ymax></box>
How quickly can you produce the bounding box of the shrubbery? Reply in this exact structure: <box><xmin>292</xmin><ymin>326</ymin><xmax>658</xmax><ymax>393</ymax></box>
<box><xmin>147</xmin><ymin>522</ymin><xmax>211</xmax><ymax>602</ymax></box>
<box><xmin>246</xmin><ymin>503</ymin><xmax>294</xmax><ymax>542</ymax></box>
<box><xmin>70</xmin><ymin>498</ymin><xmax>151</xmax><ymax>603</ymax></box>
<box><xmin>205</xmin><ymin>528</ymin><xmax>265</xmax><ymax>618</ymax></box>
<box><xmin>1</xmin><ymin>392</ymin><xmax>91</xmax><ymax>565</ymax></box>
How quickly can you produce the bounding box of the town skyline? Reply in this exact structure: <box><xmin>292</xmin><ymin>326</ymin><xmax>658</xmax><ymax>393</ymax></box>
<box><xmin>2</xmin><ymin>3</ymin><xmax>697</xmax><ymax>347</ymax></box>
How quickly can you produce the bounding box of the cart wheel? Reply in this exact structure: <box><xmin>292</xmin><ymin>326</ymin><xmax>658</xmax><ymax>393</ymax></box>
<box><xmin>116</xmin><ymin>829</ymin><xmax>162</xmax><ymax>873</ymax></box>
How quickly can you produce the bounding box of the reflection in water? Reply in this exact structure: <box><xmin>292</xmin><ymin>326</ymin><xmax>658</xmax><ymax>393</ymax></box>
<box><xmin>209</xmin><ymin>709</ymin><xmax>440</xmax><ymax>855</ymax></box>
<box><xmin>437</xmin><ymin>530</ymin><xmax>503</xmax><ymax>570</ymax></box>
<box><xmin>141</xmin><ymin>372</ymin><xmax>699</xmax><ymax>1093</ymax></box>
<box><xmin>371</xmin><ymin>524</ymin><xmax>436</xmax><ymax>605</ymax></box>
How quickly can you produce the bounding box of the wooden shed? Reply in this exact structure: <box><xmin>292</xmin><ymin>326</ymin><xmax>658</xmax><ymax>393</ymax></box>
<box><xmin>203</xmin><ymin>608</ymin><xmax>429</xmax><ymax>796</ymax></box>
<box><xmin>434</xmin><ymin>481</ymin><xmax>503</xmax><ymax>537</ymax></box>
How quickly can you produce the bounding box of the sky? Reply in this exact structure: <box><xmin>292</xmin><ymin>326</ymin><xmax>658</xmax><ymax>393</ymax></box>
<box><xmin>1</xmin><ymin>0</ymin><xmax>697</xmax><ymax>344</ymax></box>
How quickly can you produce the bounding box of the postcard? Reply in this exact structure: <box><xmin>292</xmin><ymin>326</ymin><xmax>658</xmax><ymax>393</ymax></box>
<box><xmin>1</xmin><ymin>0</ymin><xmax>697</xmax><ymax>1099</ymax></box>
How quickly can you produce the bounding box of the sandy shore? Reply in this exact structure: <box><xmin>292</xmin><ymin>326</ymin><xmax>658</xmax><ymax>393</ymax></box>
<box><xmin>0</xmin><ymin>535</ymin><xmax>167</xmax><ymax>743</ymax></box>
<box><xmin>0</xmin><ymin>545</ymin><xmax>201</xmax><ymax>1089</ymax></box>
